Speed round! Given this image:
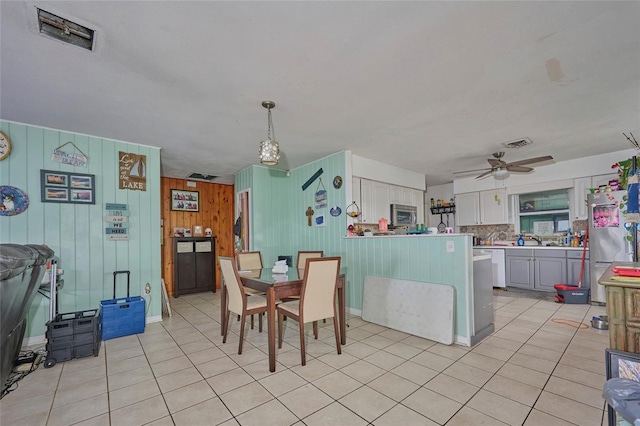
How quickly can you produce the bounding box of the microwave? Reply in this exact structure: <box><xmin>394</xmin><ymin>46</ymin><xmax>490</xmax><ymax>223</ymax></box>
<box><xmin>390</xmin><ymin>204</ymin><xmax>417</xmax><ymax>227</ymax></box>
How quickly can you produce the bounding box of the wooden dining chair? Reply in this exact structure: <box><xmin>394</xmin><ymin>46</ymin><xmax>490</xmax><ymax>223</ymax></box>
<box><xmin>297</xmin><ymin>251</ymin><xmax>324</xmax><ymax>269</ymax></box>
<box><xmin>219</xmin><ymin>256</ymin><xmax>267</xmax><ymax>355</ymax></box>
<box><xmin>237</xmin><ymin>251</ymin><xmax>264</xmax><ymax>270</ymax></box>
<box><xmin>277</xmin><ymin>257</ymin><xmax>341</xmax><ymax>366</ymax></box>
<box><xmin>235</xmin><ymin>251</ymin><xmax>265</xmax><ymax>328</ymax></box>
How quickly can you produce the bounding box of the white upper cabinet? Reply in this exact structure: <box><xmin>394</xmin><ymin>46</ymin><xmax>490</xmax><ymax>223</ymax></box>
<box><xmin>456</xmin><ymin>192</ymin><xmax>480</xmax><ymax>226</ymax></box>
<box><xmin>592</xmin><ymin>173</ymin><xmax>619</xmax><ymax>189</ymax></box>
<box><xmin>360</xmin><ymin>179</ymin><xmax>390</xmax><ymax>222</ymax></box>
<box><xmin>573</xmin><ymin>177</ymin><xmax>590</xmax><ymax>220</ymax></box>
<box><xmin>480</xmin><ymin>188</ymin><xmax>509</xmax><ymax>224</ymax></box>
<box><xmin>456</xmin><ymin>188</ymin><xmax>508</xmax><ymax>226</ymax></box>
<box><xmin>359</xmin><ymin>178</ymin><xmax>424</xmax><ymax>224</ymax></box>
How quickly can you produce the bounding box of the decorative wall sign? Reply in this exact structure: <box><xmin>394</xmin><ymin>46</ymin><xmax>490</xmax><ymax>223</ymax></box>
<box><xmin>330</xmin><ymin>206</ymin><xmax>342</xmax><ymax>217</ymax></box>
<box><xmin>315</xmin><ymin>178</ymin><xmax>327</xmax><ymax>209</ymax></box>
<box><xmin>105</xmin><ymin>203</ymin><xmax>130</xmax><ymax>240</ymax></box>
<box><xmin>315</xmin><ymin>214</ymin><xmax>326</xmax><ymax>227</ymax></box>
<box><xmin>302</xmin><ymin>168</ymin><xmax>323</xmax><ymax>191</ymax></box>
<box><xmin>171</xmin><ymin>189</ymin><xmax>199</xmax><ymax>212</ymax></box>
<box><xmin>0</xmin><ymin>185</ymin><xmax>29</xmax><ymax>216</ymax></box>
<box><xmin>119</xmin><ymin>151</ymin><xmax>147</xmax><ymax>191</ymax></box>
<box><xmin>51</xmin><ymin>141</ymin><xmax>88</xmax><ymax>167</ymax></box>
<box><xmin>41</xmin><ymin>170</ymin><xmax>95</xmax><ymax>204</ymax></box>
<box><xmin>333</xmin><ymin>176</ymin><xmax>343</xmax><ymax>189</ymax></box>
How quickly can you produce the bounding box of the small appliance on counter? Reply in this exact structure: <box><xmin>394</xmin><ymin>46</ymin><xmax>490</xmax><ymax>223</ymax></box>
<box><xmin>392</xmin><ymin>225</ymin><xmax>408</xmax><ymax>235</ymax></box>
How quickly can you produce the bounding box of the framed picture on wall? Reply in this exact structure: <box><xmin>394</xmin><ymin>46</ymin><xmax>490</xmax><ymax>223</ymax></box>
<box><xmin>605</xmin><ymin>348</ymin><xmax>640</xmax><ymax>425</ymax></box>
<box><xmin>41</xmin><ymin>170</ymin><xmax>95</xmax><ymax>204</ymax></box>
<box><xmin>171</xmin><ymin>189</ymin><xmax>199</xmax><ymax>212</ymax></box>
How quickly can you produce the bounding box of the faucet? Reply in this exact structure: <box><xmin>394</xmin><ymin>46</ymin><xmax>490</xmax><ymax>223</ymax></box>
<box><xmin>530</xmin><ymin>235</ymin><xmax>543</xmax><ymax>246</ymax></box>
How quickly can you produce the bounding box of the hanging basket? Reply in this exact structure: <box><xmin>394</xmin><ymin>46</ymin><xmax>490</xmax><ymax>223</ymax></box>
<box><xmin>346</xmin><ymin>201</ymin><xmax>361</xmax><ymax>218</ymax></box>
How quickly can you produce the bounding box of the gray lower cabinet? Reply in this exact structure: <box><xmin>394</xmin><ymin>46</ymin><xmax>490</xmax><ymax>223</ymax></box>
<box><xmin>567</xmin><ymin>249</ymin><xmax>590</xmax><ymax>288</ymax></box>
<box><xmin>506</xmin><ymin>248</ymin><xmax>571</xmax><ymax>292</ymax></box>
<box><xmin>533</xmin><ymin>249</ymin><xmax>566</xmax><ymax>292</ymax></box>
<box><xmin>506</xmin><ymin>249</ymin><xmax>534</xmax><ymax>289</ymax></box>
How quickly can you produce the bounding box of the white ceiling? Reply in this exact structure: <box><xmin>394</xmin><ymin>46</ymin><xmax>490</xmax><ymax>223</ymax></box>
<box><xmin>1</xmin><ymin>1</ymin><xmax>639</xmax><ymax>186</ymax></box>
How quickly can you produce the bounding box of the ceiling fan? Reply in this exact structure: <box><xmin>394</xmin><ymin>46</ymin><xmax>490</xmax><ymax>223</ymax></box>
<box><xmin>454</xmin><ymin>152</ymin><xmax>554</xmax><ymax>180</ymax></box>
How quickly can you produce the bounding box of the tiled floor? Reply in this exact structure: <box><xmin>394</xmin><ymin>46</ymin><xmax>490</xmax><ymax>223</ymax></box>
<box><xmin>1</xmin><ymin>291</ymin><xmax>610</xmax><ymax>425</ymax></box>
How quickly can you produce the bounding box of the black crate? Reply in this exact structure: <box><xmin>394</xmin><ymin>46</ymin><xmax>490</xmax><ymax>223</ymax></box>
<box><xmin>46</xmin><ymin>309</ymin><xmax>101</xmax><ymax>339</ymax></box>
<box><xmin>45</xmin><ymin>308</ymin><xmax>102</xmax><ymax>363</ymax></box>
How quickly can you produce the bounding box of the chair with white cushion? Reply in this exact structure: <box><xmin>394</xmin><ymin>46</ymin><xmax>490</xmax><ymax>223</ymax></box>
<box><xmin>277</xmin><ymin>257</ymin><xmax>341</xmax><ymax>366</ymax></box>
<box><xmin>219</xmin><ymin>256</ymin><xmax>267</xmax><ymax>354</ymax></box>
<box><xmin>296</xmin><ymin>251</ymin><xmax>323</xmax><ymax>269</ymax></box>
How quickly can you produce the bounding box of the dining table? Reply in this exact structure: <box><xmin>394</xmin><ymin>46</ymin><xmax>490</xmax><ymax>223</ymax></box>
<box><xmin>220</xmin><ymin>267</ymin><xmax>346</xmax><ymax>372</ymax></box>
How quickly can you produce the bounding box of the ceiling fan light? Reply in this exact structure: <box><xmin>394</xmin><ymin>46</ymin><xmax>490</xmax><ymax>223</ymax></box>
<box><xmin>493</xmin><ymin>169</ymin><xmax>510</xmax><ymax>180</ymax></box>
<box><xmin>259</xmin><ymin>139</ymin><xmax>280</xmax><ymax>166</ymax></box>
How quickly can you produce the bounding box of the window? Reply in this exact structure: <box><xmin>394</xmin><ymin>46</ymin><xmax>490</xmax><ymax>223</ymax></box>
<box><xmin>517</xmin><ymin>189</ymin><xmax>570</xmax><ymax>235</ymax></box>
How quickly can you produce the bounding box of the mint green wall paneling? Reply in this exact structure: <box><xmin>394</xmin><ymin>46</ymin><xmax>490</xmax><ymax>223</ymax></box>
<box><xmin>1</xmin><ymin>121</ymin><xmax>161</xmax><ymax>338</ymax></box>
<box><xmin>142</xmin><ymin>146</ymin><xmax>161</xmax><ymax>317</ymax></box>
<box><xmin>87</xmin><ymin>136</ymin><xmax>105</xmax><ymax>305</ymax></box>
<box><xmin>113</xmin><ymin>142</ymin><xmax>132</xmax><ymax>271</ymax></box>
<box><xmin>3</xmin><ymin>124</ymin><xmax>29</xmax><ymax>242</ymax></box>
<box><xmin>100</xmin><ymin>140</ymin><xmax>118</xmax><ymax>284</ymax></box>
<box><xmin>25</xmin><ymin>126</ymin><xmax>46</xmax><ymax>243</ymax></box>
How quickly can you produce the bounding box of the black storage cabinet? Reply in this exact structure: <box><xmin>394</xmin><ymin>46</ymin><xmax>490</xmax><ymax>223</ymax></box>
<box><xmin>173</xmin><ymin>237</ymin><xmax>216</xmax><ymax>297</ymax></box>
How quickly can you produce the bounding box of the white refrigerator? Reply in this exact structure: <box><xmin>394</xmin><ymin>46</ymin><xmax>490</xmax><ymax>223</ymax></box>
<box><xmin>588</xmin><ymin>190</ymin><xmax>633</xmax><ymax>303</ymax></box>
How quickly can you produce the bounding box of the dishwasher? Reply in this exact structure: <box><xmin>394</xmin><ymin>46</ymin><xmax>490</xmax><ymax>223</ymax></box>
<box><xmin>473</xmin><ymin>248</ymin><xmax>506</xmax><ymax>288</ymax></box>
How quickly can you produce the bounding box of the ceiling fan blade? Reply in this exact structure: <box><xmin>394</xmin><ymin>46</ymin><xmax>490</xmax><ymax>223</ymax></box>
<box><xmin>487</xmin><ymin>159</ymin><xmax>506</xmax><ymax>167</ymax></box>
<box><xmin>506</xmin><ymin>165</ymin><xmax>533</xmax><ymax>173</ymax></box>
<box><xmin>453</xmin><ymin>167</ymin><xmax>492</xmax><ymax>175</ymax></box>
<box><xmin>475</xmin><ymin>170</ymin><xmax>494</xmax><ymax>180</ymax></box>
<box><xmin>506</xmin><ymin>155</ymin><xmax>553</xmax><ymax>167</ymax></box>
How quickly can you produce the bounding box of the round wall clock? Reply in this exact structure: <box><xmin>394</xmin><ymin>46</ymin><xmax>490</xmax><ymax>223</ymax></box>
<box><xmin>0</xmin><ymin>131</ymin><xmax>11</xmax><ymax>161</ymax></box>
<box><xmin>333</xmin><ymin>176</ymin><xmax>343</xmax><ymax>189</ymax></box>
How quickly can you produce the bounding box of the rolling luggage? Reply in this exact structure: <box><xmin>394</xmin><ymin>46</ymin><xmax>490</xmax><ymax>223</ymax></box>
<box><xmin>101</xmin><ymin>271</ymin><xmax>145</xmax><ymax>340</ymax></box>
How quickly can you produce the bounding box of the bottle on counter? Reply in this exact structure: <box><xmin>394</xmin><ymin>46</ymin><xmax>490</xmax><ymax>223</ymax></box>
<box><xmin>517</xmin><ymin>234</ymin><xmax>525</xmax><ymax>246</ymax></box>
<box><xmin>572</xmin><ymin>233</ymin><xmax>580</xmax><ymax>247</ymax></box>
<box><xmin>431</xmin><ymin>198</ymin><xmax>435</xmax><ymax>208</ymax></box>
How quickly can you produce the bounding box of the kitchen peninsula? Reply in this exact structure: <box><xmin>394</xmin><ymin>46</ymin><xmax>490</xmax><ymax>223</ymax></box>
<box><xmin>343</xmin><ymin>233</ymin><xmax>492</xmax><ymax>346</ymax></box>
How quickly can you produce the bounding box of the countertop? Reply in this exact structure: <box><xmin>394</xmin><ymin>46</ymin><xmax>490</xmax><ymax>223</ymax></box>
<box><xmin>474</xmin><ymin>245</ymin><xmax>587</xmax><ymax>251</ymax></box>
<box><xmin>598</xmin><ymin>262</ymin><xmax>640</xmax><ymax>288</ymax></box>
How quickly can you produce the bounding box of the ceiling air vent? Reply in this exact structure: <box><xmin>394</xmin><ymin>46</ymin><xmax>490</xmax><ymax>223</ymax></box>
<box><xmin>503</xmin><ymin>137</ymin><xmax>533</xmax><ymax>149</ymax></box>
<box><xmin>186</xmin><ymin>173</ymin><xmax>217</xmax><ymax>181</ymax></box>
<box><xmin>37</xmin><ymin>8</ymin><xmax>95</xmax><ymax>51</ymax></box>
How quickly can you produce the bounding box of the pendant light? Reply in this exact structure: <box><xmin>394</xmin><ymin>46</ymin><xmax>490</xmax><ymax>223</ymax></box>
<box><xmin>258</xmin><ymin>100</ymin><xmax>280</xmax><ymax>166</ymax></box>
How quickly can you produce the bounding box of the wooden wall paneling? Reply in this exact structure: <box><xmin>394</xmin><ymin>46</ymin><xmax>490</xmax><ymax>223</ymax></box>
<box><xmin>160</xmin><ymin>178</ymin><xmax>234</xmax><ymax>296</ymax></box>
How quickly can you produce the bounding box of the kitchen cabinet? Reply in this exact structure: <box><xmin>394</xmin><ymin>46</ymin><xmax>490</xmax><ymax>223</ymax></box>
<box><xmin>173</xmin><ymin>237</ymin><xmax>216</xmax><ymax>297</ymax></box>
<box><xmin>567</xmin><ymin>249</ymin><xmax>590</xmax><ymax>288</ymax></box>
<box><xmin>359</xmin><ymin>178</ymin><xmax>423</xmax><ymax>224</ymax></box>
<box><xmin>390</xmin><ymin>185</ymin><xmax>412</xmax><ymax>205</ymax></box>
<box><xmin>592</xmin><ymin>173</ymin><xmax>619</xmax><ymax>189</ymax></box>
<box><xmin>573</xmin><ymin>177</ymin><xmax>591</xmax><ymax>220</ymax></box>
<box><xmin>505</xmin><ymin>248</ymin><xmax>567</xmax><ymax>291</ymax></box>
<box><xmin>480</xmin><ymin>188</ymin><xmax>509</xmax><ymax>224</ymax></box>
<box><xmin>506</xmin><ymin>249</ymin><xmax>534</xmax><ymax>289</ymax></box>
<box><xmin>456</xmin><ymin>192</ymin><xmax>480</xmax><ymax>226</ymax></box>
<box><xmin>534</xmin><ymin>249</ymin><xmax>567</xmax><ymax>291</ymax></box>
<box><xmin>456</xmin><ymin>189</ymin><xmax>508</xmax><ymax>226</ymax></box>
